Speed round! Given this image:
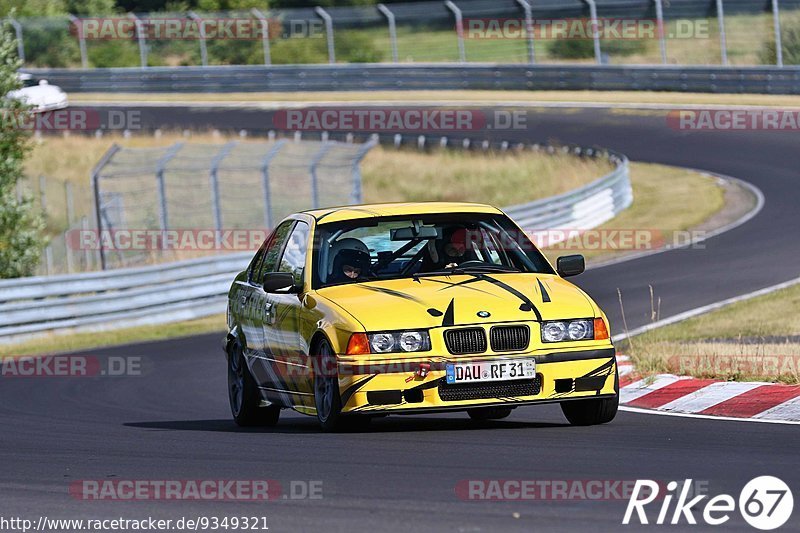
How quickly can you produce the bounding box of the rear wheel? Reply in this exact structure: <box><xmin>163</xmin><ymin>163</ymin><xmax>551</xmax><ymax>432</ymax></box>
<box><xmin>560</xmin><ymin>371</ymin><xmax>619</xmax><ymax>426</ymax></box>
<box><xmin>313</xmin><ymin>338</ymin><xmax>345</xmax><ymax>432</ymax></box>
<box><xmin>467</xmin><ymin>407</ymin><xmax>513</xmax><ymax>421</ymax></box>
<box><xmin>228</xmin><ymin>342</ymin><xmax>280</xmax><ymax>427</ymax></box>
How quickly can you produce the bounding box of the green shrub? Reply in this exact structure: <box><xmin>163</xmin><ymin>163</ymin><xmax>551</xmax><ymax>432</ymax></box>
<box><xmin>88</xmin><ymin>41</ymin><xmax>142</xmax><ymax>67</ymax></box>
<box><xmin>334</xmin><ymin>30</ymin><xmax>383</xmax><ymax>63</ymax></box>
<box><xmin>0</xmin><ymin>26</ymin><xmax>46</xmax><ymax>278</ymax></box>
<box><xmin>548</xmin><ymin>37</ymin><xmax>646</xmax><ymax>60</ymax></box>
<box><xmin>760</xmin><ymin>25</ymin><xmax>800</xmax><ymax>65</ymax></box>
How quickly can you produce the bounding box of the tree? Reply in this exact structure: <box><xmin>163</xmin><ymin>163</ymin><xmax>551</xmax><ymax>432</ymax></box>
<box><xmin>0</xmin><ymin>24</ymin><xmax>45</xmax><ymax>278</ymax></box>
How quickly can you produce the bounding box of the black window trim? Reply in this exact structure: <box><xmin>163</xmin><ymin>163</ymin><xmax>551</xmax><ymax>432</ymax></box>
<box><xmin>276</xmin><ymin>220</ymin><xmax>310</xmax><ymax>289</ymax></box>
<box><xmin>248</xmin><ymin>220</ymin><xmax>297</xmax><ymax>287</ymax></box>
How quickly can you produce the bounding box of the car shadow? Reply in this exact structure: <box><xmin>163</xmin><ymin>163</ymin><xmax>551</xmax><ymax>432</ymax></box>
<box><xmin>124</xmin><ymin>417</ymin><xmax>570</xmax><ymax>434</ymax></box>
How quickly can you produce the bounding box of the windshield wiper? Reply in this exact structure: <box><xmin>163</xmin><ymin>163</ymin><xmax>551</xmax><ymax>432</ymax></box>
<box><xmin>459</xmin><ymin>265</ymin><xmax>521</xmax><ymax>273</ymax></box>
<box><xmin>412</xmin><ymin>269</ymin><xmax>462</xmax><ymax>280</ymax></box>
<box><xmin>412</xmin><ymin>264</ymin><xmax>521</xmax><ymax>281</ymax></box>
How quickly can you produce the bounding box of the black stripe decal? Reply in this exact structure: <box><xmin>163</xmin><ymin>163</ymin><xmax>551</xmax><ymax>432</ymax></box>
<box><xmin>360</xmin><ymin>284</ymin><xmax>423</xmax><ymax>303</ymax></box>
<box><xmin>538</xmin><ymin>279</ymin><xmax>551</xmax><ymax>303</ymax></box>
<box><xmin>406</xmin><ymin>377</ymin><xmax>445</xmax><ymax>391</ymax></box>
<box><xmin>534</xmin><ymin>348</ymin><xmax>615</xmax><ymax>364</ymax></box>
<box><xmin>442</xmin><ymin>298</ymin><xmax>456</xmax><ymax>327</ymax></box>
<box><xmin>340</xmin><ymin>375</ymin><xmax>377</xmax><ymax>406</ymax></box>
<box><xmin>476</xmin><ymin>274</ymin><xmax>543</xmax><ymax>322</ymax></box>
<box><xmin>430</xmin><ymin>276</ymin><xmax>500</xmax><ymax>296</ymax></box>
<box><xmin>579</xmin><ymin>357</ymin><xmax>616</xmax><ymax>379</ymax></box>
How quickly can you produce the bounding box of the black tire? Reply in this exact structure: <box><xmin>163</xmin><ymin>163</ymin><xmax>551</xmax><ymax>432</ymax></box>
<box><xmin>467</xmin><ymin>407</ymin><xmax>513</xmax><ymax>421</ymax></box>
<box><xmin>313</xmin><ymin>338</ymin><xmax>345</xmax><ymax>432</ymax></box>
<box><xmin>227</xmin><ymin>342</ymin><xmax>280</xmax><ymax>427</ymax></box>
<box><xmin>560</xmin><ymin>370</ymin><xmax>619</xmax><ymax>426</ymax></box>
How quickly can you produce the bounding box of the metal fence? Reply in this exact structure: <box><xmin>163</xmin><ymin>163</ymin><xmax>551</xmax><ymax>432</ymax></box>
<box><xmin>89</xmin><ymin>137</ymin><xmax>376</xmax><ymax>270</ymax></box>
<box><xmin>0</xmin><ymin>142</ymin><xmax>630</xmax><ymax>343</ymax></box>
<box><xmin>6</xmin><ymin>0</ymin><xmax>800</xmax><ymax>69</ymax></box>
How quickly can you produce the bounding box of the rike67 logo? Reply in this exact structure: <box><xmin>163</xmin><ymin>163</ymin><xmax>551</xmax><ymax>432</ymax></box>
<box><xmin>624</xmin><ymin>476</ymin><xmax>794</xmax><ymax>530</ymax></box>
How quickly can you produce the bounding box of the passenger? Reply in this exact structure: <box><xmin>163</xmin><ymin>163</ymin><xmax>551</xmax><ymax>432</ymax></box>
<box><xmin>421</xmin><ymin>228</ymin><xmax>475</xmax><ymax>271</ymax></box>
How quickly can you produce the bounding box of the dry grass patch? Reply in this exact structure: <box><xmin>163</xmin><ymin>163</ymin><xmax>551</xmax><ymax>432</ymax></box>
<box><xmin>622</xmin><ymin>282</ymin><xmax>800</xmax><ymax>383</ymax></box>
<box><xmin>361</xmin><ymin>145</ymin><xmax>613</xmax><ymax>206</ymax></box>
<box><xmin>625</xmin><ymin>339</ymin><xmax>800</xmax><ymax>384</ymax></box>
<box><xmin>542</xmin><ymin>163</ymin><xmax>726</xmax><ymax>264</ymax></box>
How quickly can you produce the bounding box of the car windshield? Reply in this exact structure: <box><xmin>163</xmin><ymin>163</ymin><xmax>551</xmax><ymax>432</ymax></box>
<box><xmin>312</xmin><ymin>212</ymin><xmax>554</xmax><ymax>289</ymax></box>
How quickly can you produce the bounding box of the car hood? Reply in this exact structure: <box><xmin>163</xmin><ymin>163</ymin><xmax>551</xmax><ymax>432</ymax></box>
<box><xmin>316</xmin><ymin>273</ymin><xmax>598</xmax><ymax>331</ymax></box>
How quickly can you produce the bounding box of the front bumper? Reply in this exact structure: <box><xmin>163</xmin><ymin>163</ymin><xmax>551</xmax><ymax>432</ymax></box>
<box><xmin>336</xmin><ymin>347</ymin><xmax>617</xmax><ymax>414</ymax></box>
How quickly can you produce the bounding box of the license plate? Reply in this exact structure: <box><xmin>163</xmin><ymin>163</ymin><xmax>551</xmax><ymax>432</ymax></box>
<box><xmin>445</xmin><ymin>359</ymin><xmax>536</xmax><ymax>384</ymax></box>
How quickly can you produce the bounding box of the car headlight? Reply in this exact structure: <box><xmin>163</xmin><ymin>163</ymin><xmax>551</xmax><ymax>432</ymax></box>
<box><xmin>370</xmin><ymin>333</ymin><xmax>396</xmax><ymax>353</ymax></box>
<box><xmin>368</xmin><ymin>330</ymin><xmax>431</xmax><ymax>353</ymax></box>
<box><xmin>541</xmin><ymin>319</ymin><xmax>594</xmax><ymax>342</ymax></box>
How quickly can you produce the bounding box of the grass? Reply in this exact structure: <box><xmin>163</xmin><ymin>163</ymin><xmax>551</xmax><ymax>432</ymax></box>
<box><xmin>621</xmin><ymin>282</ymin><xmax>800</xmax><ymax>384</ymax></box>
<box><xmin>626</xmin><ymin>341</ymin><xmax>800</xmax><ymax>384</ymax></box>
<box><xmin>541</xmin><ymin>162</ymin><xmax>726</xmax><ymax>264</ymax></box>
<box><xmin>640</xmin><ymin>282</ymin><xmax>800</xmax><ymax>341</ymax></box>
<box><xmin>361</xmin><ymin>146</ymin><xmax>613</xmax><ymax>206</ymax></box>
<box><xmin>72</xmin><ymin>90</ymin><xmax>800</xmax><ymax>108</ymax></box>
<box><xmin>0</xmin><ymin>314</ymin><xmax>226</xmax><ymax>357</ymax></box>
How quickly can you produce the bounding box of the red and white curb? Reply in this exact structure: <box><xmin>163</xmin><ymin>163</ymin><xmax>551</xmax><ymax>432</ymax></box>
<box><xmin>615</xmin><ymin>356</ymin><xmax>800</xmax><ymax>423</ymax></box>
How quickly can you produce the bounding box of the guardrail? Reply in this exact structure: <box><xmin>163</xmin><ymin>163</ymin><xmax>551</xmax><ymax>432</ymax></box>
<box><xmin>24</xmin><ymin>64</ymin><xmax>800</xmax><ymax>94</ymax></box>
<box><xmin>0</xmin><ymin>142</ymin><xmax>630</xmax><ymax>343</ymax></box>
<box><xmin>506</xmin><ymin>147</ymin><xmax>631</xmax><ymax>238</ymax></box>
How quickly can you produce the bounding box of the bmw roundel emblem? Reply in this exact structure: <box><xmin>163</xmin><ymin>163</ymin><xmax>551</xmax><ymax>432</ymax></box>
<box><xmin>477</xmin><ymin>311</ymin><xmax>491</xmax><ymax>318</ymax></box>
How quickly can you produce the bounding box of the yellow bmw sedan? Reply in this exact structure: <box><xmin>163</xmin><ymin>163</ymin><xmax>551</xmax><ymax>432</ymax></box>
<box><xmin>224</xmin><ymin>202</ymin><xmax>618</xmax><ymax>431</ymax></box>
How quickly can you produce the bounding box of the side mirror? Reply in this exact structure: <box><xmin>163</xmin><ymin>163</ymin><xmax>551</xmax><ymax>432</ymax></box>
<box><xmin>263</xmin><ymin>272</ymin><xmax>298</xmax><ymax>293</ymax></box>
<box><xmin>557</xmin><ymin>255</ymin><xmax>585</xmax><ymax>277</ymax></box>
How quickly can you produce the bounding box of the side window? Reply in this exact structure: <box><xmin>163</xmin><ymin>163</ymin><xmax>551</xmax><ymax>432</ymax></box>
<box><xmin>278</xmin><ymin>221</ymin><xmax>310</xmax><ymax>287</ymax></box>
<box><xmin>252</xmin><ymin>221</ymin><xmax>294</xmax><ymax>285</ymax></box>
<box><xmin>247</xmin><ymin>239</ymin><xmax>270</xmax><ymax>283</ymax></box>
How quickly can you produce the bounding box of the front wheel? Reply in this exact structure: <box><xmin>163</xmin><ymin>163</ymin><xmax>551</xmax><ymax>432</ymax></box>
<box><xmin>560</xmin><ymin>370</ymin><xmax>619</xmax><ymax>426</ymax></box>
<box><xmin>313</xmin><ymin>338</ymin><xmax>345</xmax><ymax>432</ymax></box>
<box><xmin>228</xmin><ymin>342</ymin><xmax>280</xmax><ymax>427</ymax></box>
<box><xmin>560</xmin><ymin>394</ymin><xmax>618</xmax><ymax>425</ymax></box>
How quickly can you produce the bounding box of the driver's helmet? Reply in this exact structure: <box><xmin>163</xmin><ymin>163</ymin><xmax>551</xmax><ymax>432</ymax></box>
<box><xmin>331</xmin><ymin>248</ymin><xmax>371</xmax><ymax>283</ymax></box>
<box><xmin>327</xmin><ymin>238</ymin><xmax>369</xmax><ymax>277</ymax></box>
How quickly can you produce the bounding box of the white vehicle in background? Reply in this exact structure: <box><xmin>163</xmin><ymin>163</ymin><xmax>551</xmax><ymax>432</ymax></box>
<box><xmin>7</xmin><ymin>73</ymin><xmax>68</xmax><ymax>112</ymax></box>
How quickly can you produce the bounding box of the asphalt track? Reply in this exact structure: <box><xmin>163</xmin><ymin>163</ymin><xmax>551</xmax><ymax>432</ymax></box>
<box><xmin>2</xmin><ymin>106</ymin><xmax>799</xmax><ymax>532</ymax></box>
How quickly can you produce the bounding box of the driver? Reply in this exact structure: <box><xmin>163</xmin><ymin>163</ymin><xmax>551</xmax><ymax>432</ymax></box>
<box><xmin>329</xmin><ymin>248</ymin><xmax>371</xmax><ymax>284</ymax></box>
